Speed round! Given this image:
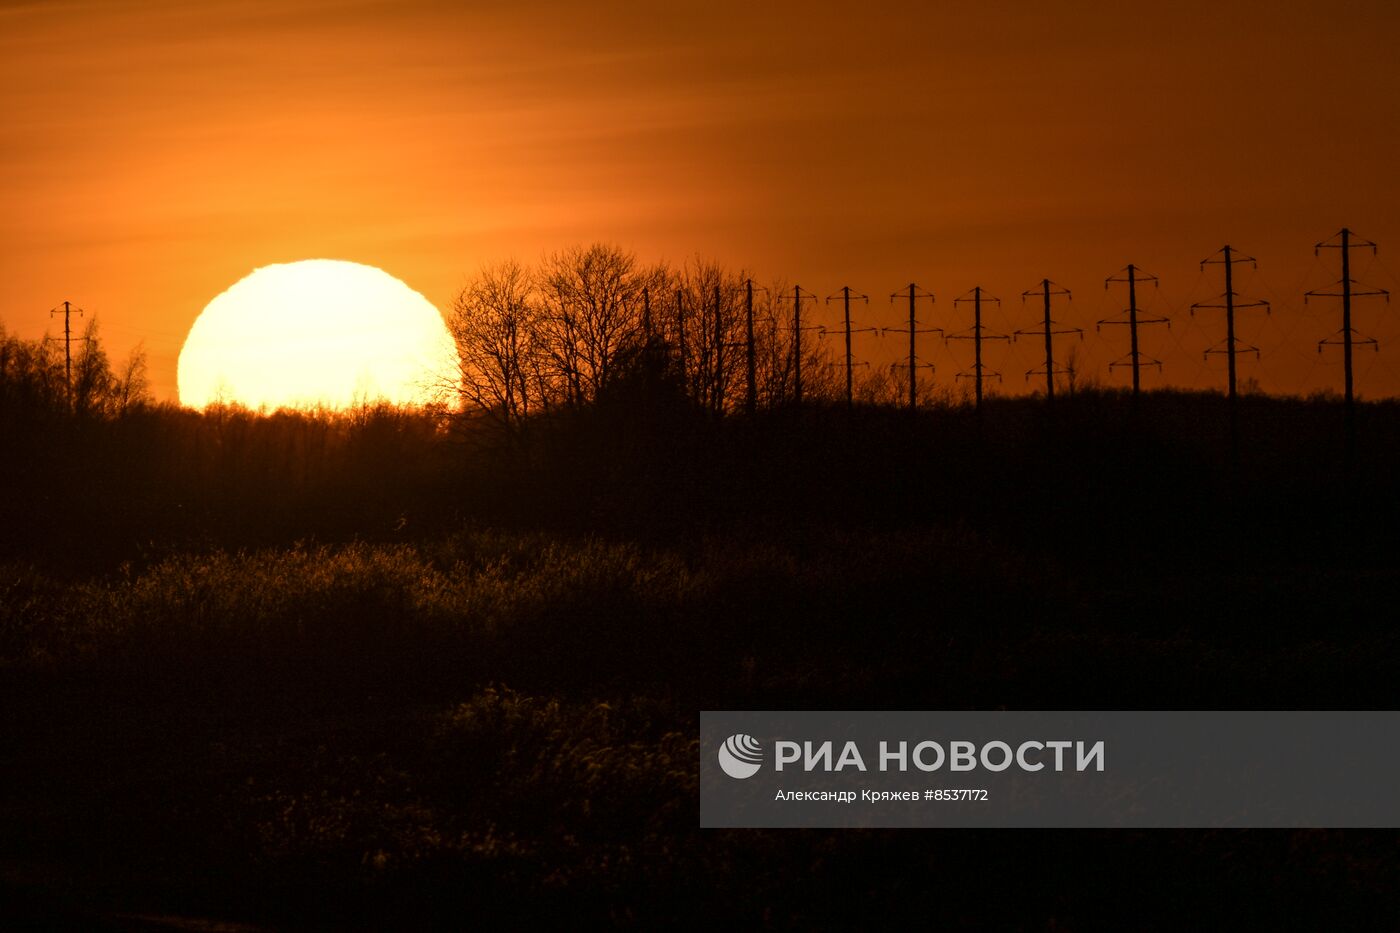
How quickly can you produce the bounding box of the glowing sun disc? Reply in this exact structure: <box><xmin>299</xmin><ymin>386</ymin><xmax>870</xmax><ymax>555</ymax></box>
<box><xmin>178</xmin><ymin>259</ymin><xmax>457</xmax><ymax>410</ymax></box>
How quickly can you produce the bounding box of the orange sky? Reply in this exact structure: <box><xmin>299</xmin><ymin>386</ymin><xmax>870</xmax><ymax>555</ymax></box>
<box><xmin>5</xmin><ymin>0</ymin><xmax>1400</xmax><ymax>401</ymax></box>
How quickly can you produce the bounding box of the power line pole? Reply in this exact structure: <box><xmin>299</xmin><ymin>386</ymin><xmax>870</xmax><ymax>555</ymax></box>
<box><xmin>737</xmin><ymin>278</ymin><xmax>772</xmax><ymax>416</ymax></box>
<box><xmin>1100</xmin><ymin>265</ymin><xmax>1168</xmax><ymax>398</ymax></box>
<box><xmin>712</xmin><ymin>284</ymin><xmax>725</xmax><ymax>415</ymax></box>
<box><xmin>768</xmin><ymin>317</ymin><xmax>781</xmax><ymax>404</ymax></box>
<box><xmin>947</xmin><ymin>286</ymin><xmax>1009</xmax><ymax>410</ymax></box>
<box><xmin>1191</xmin><ymin>245</ymin><xmax>1270</xmax><ymax>462</ymax></box>
<box><xmin>642</xmin><ymin>285</ymin><xmax>653</xmax><ymax>343</ymax></box>
<box><xmin>48</xmin><ymin>299</ymin><xmax>85</xmax><ymax>409</ymax></box>
<box><xmin>675</xmin><ymin>288</ymin><xmax>689</xmax><ymax>395</ymax></box>
<box><xmin>1192</xmin><ymin>245</ymin><xmax>1270</xmax><ymax>402</ymax></box>
<box><xmin>883</xmin><ymin>283</ymin><xmax>939</xmax><ymax>410</ymax></box>
<box><xmin>824</xmin><ymin>286</ymin><xmax>873</xmax><ymax>407</ymax></box>
<box><xmin>1014</xmin><ymin>279</ymin><xmax>1080</xmax><ymax>402</ymax></box>
<box><xmin>744</xmin><ymin>278</ymin><xmax>757</xmax><ymax>415</ymax></box>
<box><xmin>1305</xmin><ymin>227</ymin><xmax>1388</xmax><ymax>463</ymax></box>
<box><xmin>791</xmin><ymin>286</ymin><xmax>821</xmax><ymax>406</ymax></box>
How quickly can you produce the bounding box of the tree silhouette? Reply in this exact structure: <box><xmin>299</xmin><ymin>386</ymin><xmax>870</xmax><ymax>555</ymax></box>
<box><xmin>537</xmin><ymin>244</ymin><xmax>649</xmax><ymax>407</ymax></box>
<box><xmin>449</xmin><ymin>259</ymin><xmax>544</xmax><ymax>438</ymax></box>
<box><xmin>448</xmin><ymin>245</ymin><xmax>847</xmax><ymax>425</ymax></box>
<box><xmin>0</xmin><ymin>319</ymin><xmax>148</xmax><ymax>420</ymax></box>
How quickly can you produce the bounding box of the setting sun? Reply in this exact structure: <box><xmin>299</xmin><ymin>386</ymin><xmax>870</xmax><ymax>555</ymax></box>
<box><xmin>177</xmin><ymin>259</ymin><xmax>457</xmax><ymax>410</ymax></box>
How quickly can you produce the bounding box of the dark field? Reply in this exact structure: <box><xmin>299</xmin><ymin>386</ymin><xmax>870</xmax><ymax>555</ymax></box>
<box><xmin>3</xmin><ymin>384</ymin><xmax>1400</xmax><ymax>929</ymax></box>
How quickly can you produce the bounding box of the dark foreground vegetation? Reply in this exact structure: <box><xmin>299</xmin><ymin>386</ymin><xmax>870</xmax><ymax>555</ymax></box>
<box><xmin>3</xmin><ymin>326</ymin><xmax>1400</xmax><ymax>929</ymax></box>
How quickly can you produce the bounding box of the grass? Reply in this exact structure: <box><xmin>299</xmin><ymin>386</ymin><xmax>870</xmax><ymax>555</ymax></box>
<box><xmin>3</xmin><ymin>525</ymin><xmax>1400</xmax><ymax>928</ymax></box>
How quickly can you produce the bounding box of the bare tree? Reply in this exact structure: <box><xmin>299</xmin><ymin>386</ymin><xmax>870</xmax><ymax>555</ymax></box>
<box><xmin>449</xmin><ymin>260</ymin><xmax>543</xmax><ymax>435</ymax></box>
<box><xmin>0</xmin><ymin>322</ymin><xmax>64</xmax><ymax>413</ymax></box>
<box><xmin>71</xmin><ymin>320</ymin><xmax>113</xmax><ymax>417</ymax></box>
<box><xmin>536</xmin><ymin>244</ymin><xmax>648</xmax><ymax>406</ymax></box>
<box><xmin>449</xmin><ymin>245</ymin><xmax>842</xmax><ymax>423</ymax></box>
<box><xmin>114</xmin><ymin>342</ymin><xmax>150</xmax><ymax>415</ymax></box>
<box><xmin>0</xmin><ymin>319</ymin><xmax>148</xmax><ymax>418</ymax></box>
<box><xmin>856</xmin><ymin>364</ymin><xmax>900</xmax><ymax>406</ymax></box>
<box><xmin>673</xmin><ymin>259</ymin><xmax>757</xmax><ymax>413</ymax></box>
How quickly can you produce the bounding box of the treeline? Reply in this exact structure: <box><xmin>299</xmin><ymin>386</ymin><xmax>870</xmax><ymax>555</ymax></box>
<box><xmin>0</xmin><ymin>319</ymin><xmax>149</xmax><ymax>422</ymax></box>
<box><xmin>0</xmin><ymin>323</ymin><xmax>455</xmax><ymax>566</ymax></box>
<box><xmin>448</xmin><ymin>243</ymin><xmax>933</xmax><ymax>435</ymax></box>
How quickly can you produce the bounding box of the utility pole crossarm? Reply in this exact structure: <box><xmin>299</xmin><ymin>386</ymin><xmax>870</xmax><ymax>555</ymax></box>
<box><xmin>1015</xmin><ymin>327</ymin><xmax>1084</xmax><ymax>337</ymax></box>
<box><xmin>1316</xmin><ymin>228</ymin><xmax>1378</xmax><ymax>253</ymax></box>
<box><xmin>1105</xmin><ymin>266</ymin><xmax>1159</xmax><ymax>287</ymax></box>
<box><xmin>1317</xmin><ymin>330</ymin><xmax>1379</xmax><ymax>350</ymax></box>
<box><xmin>1106</xmin><ymin>355</ymin><xmax>1164</xmax><ymax>371</ymax></box>
<box><xmin>824</xmin><ymin>288</ymin><xmax>870</xmax><ymax>303</ymax></box>
<box><xmin>1097</xmin><ymin>316</ymin><xmax>1170</xmax><ymax>326</ymax></box>
<box><xmin>1190</xmin><ymin>298</ymin><xmax>1271</xmax><ymax>312</ymax></box>
<box><xmin>944</xmin><ymin>328</ymin><xmax>1010</xmax><ymax>340</ymax></box>
<box><xmin>1202</xmin><ymin>339</ymin><xmax>1261</xmax><ymax>359</ymax></box>
<box><xmin>1019</xmin><ymin>281</ymin><xmax>1072</xmax><ymax>300</ymax></box>
<box><xmin>1305</xmin><ymin>288</ymin><xmax>1389</xmax><ymax>300</ymax></box>
<box><xmin>1199</xmin><ymin>245</ymin><xmax>1258</xmax><ymax>268</ymax></box>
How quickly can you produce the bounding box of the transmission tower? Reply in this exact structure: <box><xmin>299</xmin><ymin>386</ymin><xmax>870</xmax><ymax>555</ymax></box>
<box><xmin>824</xmin><ymin>286</ymin><xmax>874</xmax><ymax>407</ymax></box>
<box><xmin>947</xmin><ymin>286</ymin><xmax>1009</xmax><ymax>410</ymax></box>
<box><xmin>1100</xmin><ymin>265</ymin><xmax>1169</xmax><ymax>398</ymax></box>
<box><xmin>883</xmin><ymin>284</ymin><xmax>939</xmax><ymax>410</ymax></box>
<box><xmin>48</xmin><ymin>299</ymin><xmax>85</xmax><ymax>408</ymax></box>
<box><xmin>740</xmin><ymin>278</ymin><xmax>769</xmax><ymax>416</ymax></box>
<box><xmin>790</xmin><ymin>286</ymin><xmax>822</xmax><ymax>405</ymax></box>
<box><xmin>1014</xmin><ymin>279</ymin><xmax>1080</xmax><ymax>402</ymax></box>
<box><xmin>1305</xmin><ymin>227</ymin><xmax>1389</xmax><ymax>460</ymax></box>
<box><xmin>1191</xmin><ymin>245</ymin><xmax>1270</xmax><ymax>463</ymax></box>
<box><xmin>1191</xmin><ymin>245</ymin><xmax>1270</xmax><ymax>402</ymax></box>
